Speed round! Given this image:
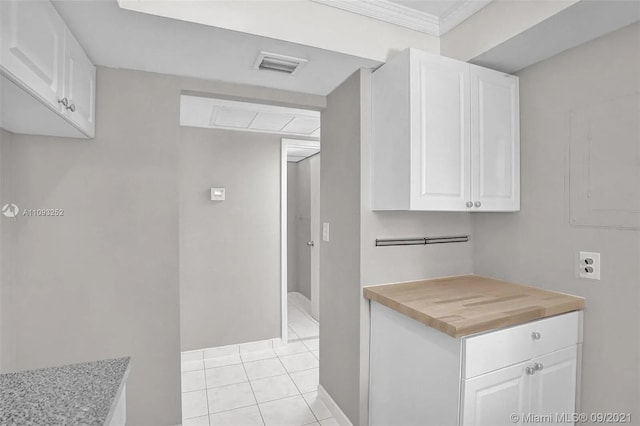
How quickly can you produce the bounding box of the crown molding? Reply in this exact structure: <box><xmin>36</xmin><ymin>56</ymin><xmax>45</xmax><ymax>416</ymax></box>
<box><xmin>310</xmin><ymin>0</ymin><xmax>491</xmax><ymax>36</ymax></box>
<box><xmin>311</xmin><ymin>0</ymin><xmax>440</xmax><ymax>36</ymax></box>
<box><xmin>439</xmin><ymin>0</ymin><xmax>492</xmax><ymax>35</ymax></box>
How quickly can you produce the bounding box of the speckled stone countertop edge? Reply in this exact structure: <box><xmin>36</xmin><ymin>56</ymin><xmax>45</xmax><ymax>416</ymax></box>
<box><xmin>0</xmin><ymin>356</ymin><xmax>132</xmax><ymax>426</ymax></box>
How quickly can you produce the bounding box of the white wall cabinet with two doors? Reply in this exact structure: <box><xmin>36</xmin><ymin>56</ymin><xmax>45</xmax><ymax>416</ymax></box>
<box><xmin>372</xmin><ymin>48</ymin><xmax>519</xmax><ymax>212</ymax></box>
<box><xmin>1</xmin><ymin>0</ymin><xmax>96</xmax><ymax>138</ymax></box>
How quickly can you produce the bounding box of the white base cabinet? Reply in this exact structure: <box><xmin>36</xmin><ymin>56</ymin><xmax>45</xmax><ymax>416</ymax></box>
<box><xmin>0</xmin><ymin>0</ymin><xmax>96</xmax><ymax>138</ymax></box>
<box><xmin>372</xmin><ymin>49</ymin><xmax>519</xmax><ymax>212</ymax></box>
<box><xmin>369</xmin><ymin>302</ymin><xmax>582</xmax><ymax>426</ymax></box>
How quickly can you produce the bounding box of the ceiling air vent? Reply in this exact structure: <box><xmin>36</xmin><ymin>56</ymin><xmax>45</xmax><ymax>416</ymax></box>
<box><xmin>253</xmin><ymin>51</ymin><xmax>308</xmax><ymax>75</ymax></box>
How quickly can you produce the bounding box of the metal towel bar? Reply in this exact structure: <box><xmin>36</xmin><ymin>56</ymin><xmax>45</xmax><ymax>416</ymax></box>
<box><xmin>375</xmin><ymin>235</ymin><xmax>469</xmax><ymax>247</ymax></box>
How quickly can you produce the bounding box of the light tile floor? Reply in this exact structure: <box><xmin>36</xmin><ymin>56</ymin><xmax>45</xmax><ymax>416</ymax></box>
<box><xmin>287</xmin><ymin>296</ymin><xmax>319</xmax><ymax>341</ymax></box>
<box><xmin>181</xmin><ymin>298</ymin><xmax>329</xmax><ymax>425</ymax></box>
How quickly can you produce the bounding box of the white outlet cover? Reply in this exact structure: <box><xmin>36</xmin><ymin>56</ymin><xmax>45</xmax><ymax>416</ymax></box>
<box><xmin>578</xmin><ymin>251</ymin><xmax>600</xmax><ymax>280</ymax></box>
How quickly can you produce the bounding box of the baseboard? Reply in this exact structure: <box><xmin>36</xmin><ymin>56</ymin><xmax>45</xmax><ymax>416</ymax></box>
<box><xmin>288</xmin><ymin>291</ymin><xmax>312</xmax><ymax>314</ymax></box>
<box><xmin>184</xmin><ymin>336</ymin><xmax>285</xmax><ymax>357</ymax></box>
<box><xmin>317</xmin><ymin>384</ymin><xmax>353</xmax><ymax>426</ymax></box>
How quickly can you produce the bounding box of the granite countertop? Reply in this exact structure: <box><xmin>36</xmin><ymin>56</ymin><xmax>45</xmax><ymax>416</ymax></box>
<box><xmin>364</xmin><ymin>275</ymin><xmax>585</xmax><ymax>337</ymax></box>
<box><xmin>0</xmin><ymin>357</ymin><xmax>131</xmax><ymax>426</ymax></box>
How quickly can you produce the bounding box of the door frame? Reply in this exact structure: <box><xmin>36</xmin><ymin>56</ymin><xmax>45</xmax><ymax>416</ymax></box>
<box><xmin>280</xmin><ymin>139</ymin><xmax>289</xmax><ymax>343</ymax></box>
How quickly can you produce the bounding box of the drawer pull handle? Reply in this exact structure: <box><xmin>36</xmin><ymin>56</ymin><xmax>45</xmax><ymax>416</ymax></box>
<box><xmin>531</xmin><ymin>331</ymin><xmax>541</xmax><ymax>340</ymax></box>
<box><xmin>533</xmin><ymin>363</ymin><xmax>544</xmax><ymax>372</ymax></box>
<box><xmin>525</xmin><ymin>366</ymin><xmax>535</xmax><ymax>375</ymax></box>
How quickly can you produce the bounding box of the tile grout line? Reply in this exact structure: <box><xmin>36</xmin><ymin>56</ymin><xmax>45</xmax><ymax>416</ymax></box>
<box><xmin>239</xmin><ymin>341</ymin><xmax>269</xmax><ymax>426</ymax></box>
<box><xmin>200</xmin><ymin>349</ymin><xmax>212</xmax><ymax>426</ymax></box>
<box><xmin>273</xmin><ymin>353</ymin><xmax>321</xmax><ymax>424</ymax></box>
<box><xmin>287</xmin><ymin>369</ymin><xmax>321</xmax><ymax>424</ymax></box>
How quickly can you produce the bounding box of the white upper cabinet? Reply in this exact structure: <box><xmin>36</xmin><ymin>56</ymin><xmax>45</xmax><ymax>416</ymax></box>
<box><xmin>372</xmin><ymin>49</ymin><xmax>520</xmax><ymax>212</ymax></box>
<box><xmin>0</xmin><ymin>0</ymin><xmax>96</xmax><ymax>138</ymax></box>
<box><xmin>0</xmin><ymin>0</ymin><xmax>65</xmax><ymax>112</ymax></box>
<box><xmin>471</xmin><ymin>65</ymin><xmax>520</xmax><ymax>211</ymax></box>
<box><xmin>63</xmin><ymin>28</ymin><xmax>96</xmax><ymax>138</ymax></box>
<box><xmin>411</xmin><ymin>52</ymin><xmax>471</xmax><ymax>211</ymax></box>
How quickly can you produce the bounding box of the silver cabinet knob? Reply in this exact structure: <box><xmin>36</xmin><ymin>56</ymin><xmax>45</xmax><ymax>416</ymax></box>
<box><xmin>533</xmin><ymin>363</ymin><xmax>544</xmax><ymax>372</ymax></box>
<box><xmin>474</xmin><ymin>201</ymin><xmax>482</xmax><ymax>207</ymax></box>
<box><xmin>67</xmin><ymin>103</ymin><xmax>76</xmax><ymax>112</ymax></box>
<box><xmin>58</xmin><ymin>97</ymin><xmax>69</xmax><ymax>107</ymax></box>
<box><xmin>525</xmin><ymin>366</ymin><xmax>535</xmax><ymax>375</ymax></box>
<box><xmin>307</xmin><ymin>241</ymin><xmax>315</xmax><ymax>247</ymax></box>
<box><xmin>465</xmin><ymin>201</ymin><xmax>473</xmax><ymax>208</ymax></box>
<box><xmin>531</xmin><ymin>331</ymin><xmax>541</xmax><ymax>340</ymax></box>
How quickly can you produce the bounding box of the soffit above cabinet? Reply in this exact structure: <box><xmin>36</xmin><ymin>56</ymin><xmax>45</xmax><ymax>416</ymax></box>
<box><xmin>180</xmin><ymin>95</ymin><xmax>321</xmax><ymax>138</ymax></box>
<box><xmin>311</xmin><ymin>0</ymin><xmax>492</xmax><ymax>36</ymax></box>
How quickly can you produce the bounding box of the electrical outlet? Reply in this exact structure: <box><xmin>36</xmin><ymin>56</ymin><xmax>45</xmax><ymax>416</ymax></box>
<box><xmin>578</xmin><ymin>251</ymin><xmax>600</xmax><ymax>280</ymax></box>
<box><xmin>322</xmin><ymin>222</ymin><xmax>330</xmax><ymax>242</ymax></box>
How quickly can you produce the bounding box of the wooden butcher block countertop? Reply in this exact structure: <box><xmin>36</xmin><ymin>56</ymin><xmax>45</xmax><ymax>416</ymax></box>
<box><xmin>363</xmin><ymin>275</ymin><xmax>585</xmax><ymax>338</ymax></box>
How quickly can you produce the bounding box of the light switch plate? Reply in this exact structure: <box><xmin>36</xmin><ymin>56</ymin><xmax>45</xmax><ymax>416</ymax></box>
<box><xmin>211</xmin><ymin>187</ymin><xmax>225</xmax><ymax>201</ymax></box>
<box><xmin>578</xmin><ymin>251</ymin><xmax>600</xmax><ymax>280</ymax></box>
<box><xmin>322</xmin><ymin>222</ymin><xmax>330</xmax><ymax>242</ymax></box>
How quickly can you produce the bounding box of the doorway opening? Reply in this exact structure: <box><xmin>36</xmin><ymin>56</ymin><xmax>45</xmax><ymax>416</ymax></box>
<box><xmin>282</xmin><ymin>139</ymin><xmax>320</xmax><ymax>345</ymax></box>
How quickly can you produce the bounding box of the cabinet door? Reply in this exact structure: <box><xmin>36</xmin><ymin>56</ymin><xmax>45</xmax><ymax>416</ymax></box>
<box><xmin>462</xmin><ymin>361</ymin><xmax>530</xmax><ymax>426</ymax></box>
<box><xmin>410</xmin><ymin>52</ymin><xmax>471</xmax><ymax>211</ymax></box>
<box><xmin>530</xmin><ymin>346</ymin><xmax>578</xmax><ymax>424</ymax></box>
<box><xmin>470</xmin><ymin>65</ymin><xmax>520</xmax><ymax>211</ymax></box>
<box><xmin>0</xmin><ymin>0</ymin><xmax>65</xmax><ymax>111</ymax></box>
<box><xmin>63</xmin><ymin>29</ymin><xmax>96</xmax><ymax>137</ymax></box>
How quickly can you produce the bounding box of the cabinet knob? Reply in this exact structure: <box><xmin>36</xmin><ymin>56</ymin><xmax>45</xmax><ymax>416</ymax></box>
<box><xmin>531</xmin><ymin>331</ymin><xmax>541</xmax><ymax>340</ymax></box>
<box><xmin>58</xmin><ymin>97</ymin><xmax>69</xmax><ymax>108</ymax></box>
<box><xmin>533</xmin><ymin>362</ymin><xmax>544</xmax><ymax>372</ymax></box>
<box><xmin>525</xmin><ymin>366</ymin><xmax>535</xmax><ymax>375</ymax></box>
<box><xmin>474</xmin><ymin>201</ymin><xmax>482</xmax><ymax>208</ymax></box>
<box><xmin>67</xmin><ymin>103</ymin><xmax>76</xmax><ymax>112</ymax></box>
<box><xmin>465</xmin><ymin>201</ymin><xmax>473</xmax><ymax>208</ymax></box>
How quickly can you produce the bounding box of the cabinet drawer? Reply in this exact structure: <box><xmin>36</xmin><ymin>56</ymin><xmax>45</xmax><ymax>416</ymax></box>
<box><xmin>464</xmin><ymin>311</ymin><xmax>580</xmax><ymax>378</ymax></box>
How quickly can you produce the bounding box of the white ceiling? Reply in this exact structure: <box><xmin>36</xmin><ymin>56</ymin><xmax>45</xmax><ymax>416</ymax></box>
<box><xmin>52</xmin><ymin>0</ymin><xmax>380</xmax><ymax>96</ymax></box>
<box><xmin>310</xmin><ymin>0</ymin><xmax>492</xmax><ymax>36</ymax></box>
<box><xmin>180</xmin><ymin>96</ymin><xmax>321</xmax><ymax>138</ymax></box>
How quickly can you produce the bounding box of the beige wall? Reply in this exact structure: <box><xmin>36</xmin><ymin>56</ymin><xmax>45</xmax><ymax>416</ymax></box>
<box><xmin>1</xmin><ymin>68</ymin><xmax>183</xmax><ymax>425</ymax></box>
<box><xmin>294</xmin><ymin>155</ymin><xmax>314</xmax><ymax>299</ymax></box>
<box><xmin>287</xmin><ymin>162</ymin><xmax>299</xmax><ymax>294</ymax></box>
<box><xmin>0</xmin><ymin>66</ymin><xmax>324</xmax><ymax>425</ymax></box>
<box><xmin>0</xmin><ymin>129</ymin><xmax>18</xmax><ymax>372</ymax></box>
<box><xmin>179</xmin><ymin>126</ymin><xmax>282</xmax><ymax>350</ymax></box>
<box><xmin>472</xmin><ymin>23</ymin><xmax>640</xmax><ymax>422</ymax></box>
<box><xmin>320</xmin><ymin>70</ymin><xmax>363</xmax><ymax>424</ymax></box>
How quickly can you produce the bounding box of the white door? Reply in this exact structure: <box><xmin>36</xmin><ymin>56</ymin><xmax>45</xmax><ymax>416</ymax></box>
<box><xmin>410</xmin><ymin>51</ymin><xmax>471</xmax><ymax>211</ymax></box>
<box><xmin>63</xmin><ymin>29</ymin><xmax>96</xmax><ymax>137</ymax></box>
<box><xmin>462</xmin><ymin>360</ymin><xmax>530</xmax><ymax>426</ymax></box>
<box><xmin>309</xmin><ymin>154</ymin><xmax>320</xmax><ymax>321</ymax></box>
<box><xmin>0</xmin><ymin>0</ymin><xmax>65</xmax><ymax>111</ymax></box>
<box><xmin>470</xmin><ymin>65</ymin><xmax>520</xmax><ymax>211</ymax></box>
<box><xmin>530</xmin><ymin>346</ymin><xmax>578</xmax><ymax>424</ymax></box>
